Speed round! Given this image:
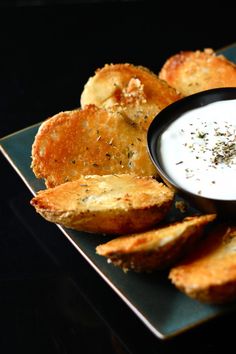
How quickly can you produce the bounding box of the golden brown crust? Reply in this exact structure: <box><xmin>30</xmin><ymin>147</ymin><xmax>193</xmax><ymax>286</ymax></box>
<box><xmin>159</xmin><ymin>48</ymin><xmax>236</xmax><ymax>96</ymax></box>
<box><xmin>81</xmin><ymin>63</ymin><xmax>182</xmax><ymax>130</ymax></box>
<box><xmin>169</xmin><ymin>224</ymin><xmax>236</xmax><ymax>304</ymax></box>
<box><xmin>31</xmin><ymin>105</ymin><xmax>157</xmax><ymax>188</ymax></box>
<box><xmin>30</xmin><ymin>174</ymin><xmax>174</xmax><ymax>235</ymax></box>
<box><xmin>96</xmin><ymin>214</ymin><xmax>216</xmax><ymax>272</ymax></box>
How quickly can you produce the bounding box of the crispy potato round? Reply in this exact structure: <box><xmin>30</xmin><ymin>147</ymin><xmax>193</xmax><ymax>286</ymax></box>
<box><xmin>31</xmin><ymin>105</ymin><xmax>157</xmax><ymax>188</ymax></box>
<box><xmin>159</xmin><ymin>48</ymin><xmax>236</xmax><ymax>96</ymax></box>
<box><xmin>81</xmin><ymin>63</ymin><xmax>182</xmax><ymax>130</ymax></box>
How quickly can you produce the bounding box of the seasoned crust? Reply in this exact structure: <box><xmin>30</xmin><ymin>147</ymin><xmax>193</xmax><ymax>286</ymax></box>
<box><xmin>159</xmin><ymin>48</ymin><xmax>236</xmax><ymax>96</ymax></box>
<box><xmin>96</xmin><ymin>214</ymin><xmax>216</xmax><ymax>272</ymax></box>
<box><xmin>31</xmin><ymin>105</ymin><xmax>157</xmax><ymax>188</ymax></box>
<box><xmin>169</xmin><ymin>224</ymin><xmax>236</xmax><ymax>304</ymax></box>
<box><xmin>81</xmin><ymin>63</ymin><xmax>182</xmax><ymax>130</ymax></box>
<box><xmin>30</xmin><ymin>174</ymin><xmax>174</xmax><ymax>235</ymax></box>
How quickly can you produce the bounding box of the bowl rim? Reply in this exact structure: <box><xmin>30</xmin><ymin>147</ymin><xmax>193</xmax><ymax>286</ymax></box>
<box><xmin>147</xmin><ymin>87</ymin><xmax>236</xmax><ymax>204</ymax></box>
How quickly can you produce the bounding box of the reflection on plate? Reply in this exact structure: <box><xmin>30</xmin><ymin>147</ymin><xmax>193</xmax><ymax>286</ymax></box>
<box><xmin>1</xmin><ymin>44</ymin><xmax>236</xmax><ymax>340</ymax></box>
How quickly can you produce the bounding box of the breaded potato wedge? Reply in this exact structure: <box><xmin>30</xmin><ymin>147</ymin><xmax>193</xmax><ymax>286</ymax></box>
<box><xmin>31</xmin><ymin>105</ymin><xmax>157</xmax><ymax>188</ymax></box>
<box><xmin>169</xmin><ymin>224</ymin><xmax>236</xmax><ymax>304</ymax></box>
<box><xmin>30</xmin><ymin>174</ymin><xmax>174</xmax><ymax>235</ymax></box>
<box><xmin>81</xmin><ymin>63</ymin><xmax>182</xmax><ymax>130</ymax></box>
<box><xmin>159</xmin><ymin>48</ymin><xmax>236</xmax><ymax>96</ymax></box>
<box><xmin>96</xmin><ymin>214</ymin><xmax>216</xmax><ymax>272</ymax></box>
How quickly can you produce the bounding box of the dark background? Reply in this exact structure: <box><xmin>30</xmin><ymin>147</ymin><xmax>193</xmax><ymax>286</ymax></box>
<box><xmin>1</xmin><ymin>1</ymin><xmax>236</xmax><ymax>139</ymax></box>
<box><xmin>1</xmin><ymin>1</ymin><xmax>236</xmax><ymax>353</ymax></box>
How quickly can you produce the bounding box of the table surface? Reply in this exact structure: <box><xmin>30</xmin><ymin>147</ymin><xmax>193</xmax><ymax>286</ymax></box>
<box><xmin>1</xmin><ymin>3</ymin><xmax>236</xmax><ymax>353</ymax></box>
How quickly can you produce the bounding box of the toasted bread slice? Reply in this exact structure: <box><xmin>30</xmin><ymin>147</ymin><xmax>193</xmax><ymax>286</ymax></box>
<box><xmin>31</xmin><ymin>105</ymin><xmax>157</xmax><ymax>188</ymax></box>
<box><xmin>81</xmin><ymin>63</ymin><xmax>182</xmax><ymax>130</ymax></box>
<box><xmin>159</xmin><ymin>48</ymin><xmax>236</xmax><ymax>96</ymax></box>
<box><xmin>96</xmin><ymin>214</ymin><xmax>216</xmax><ymax>272</ymax></box>
<box><xmin>169</xmin><ymin>224</ymin><xmax>236</xmax><ymax>304</ymax></box>
<box><xmin>30</xmin><ymin>174</ymin><xmax>174</xmax><ymax>235</ymax></box>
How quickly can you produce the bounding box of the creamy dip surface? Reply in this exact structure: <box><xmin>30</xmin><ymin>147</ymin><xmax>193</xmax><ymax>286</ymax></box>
<box><xmin>160</xmin><ymin>99</ymin><xmax>236</xmax><ymax>200</ymax></box>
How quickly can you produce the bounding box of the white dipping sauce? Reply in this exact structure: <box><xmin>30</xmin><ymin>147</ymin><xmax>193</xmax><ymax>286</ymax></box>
<box><xmin>160</xmin><ymin>99</ymin><xmax>236</xmax><ymax>200</ymax></box>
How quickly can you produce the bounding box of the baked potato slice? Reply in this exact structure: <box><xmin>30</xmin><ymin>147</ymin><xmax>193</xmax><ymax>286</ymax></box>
<box><xmin>159</xmin><ymin>48</ymin><xmax>236</xmax><ymax>96</ymax></box>
<box><xmin>96</xmin><ymin>214</ymin><xmax>216</xmax><ymax>272</ymax></box>
<box><xmin>169</xmin><ymin>224</ymin><xmax>236</xmax><ymax>304</ymax></box>
<box><xmin>31</xmin><ymin>105</ymin><xmax>157</xmax><ymax>188</ymax></box>
<box><xmin>81</xmin><ymin>63</ymin><xmax>182</xmax><ymax>130</ymax></box>
<box><xmin>30</xmin><ymin>174</ymin><xmax>174</xmax><ymax>235</ymax></box>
